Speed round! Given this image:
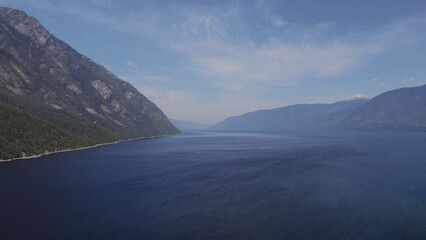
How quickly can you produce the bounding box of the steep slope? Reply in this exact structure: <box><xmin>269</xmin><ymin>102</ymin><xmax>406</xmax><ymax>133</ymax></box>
<box><xmin>0</xmin><ymin>7</ymin><xmax>179</xmax><ymax>160</ymax></box>
<box><xmin>211</xmin><ymin>99</ymin><xmax>368</xmax><ymax>131</ymax></box>
<box><xmin>0</xmin><ymin>101</ymin><xmax>92</xmax><ymax>160</ymax></box>
<box><xmin>340</xmin><ymin>84</ymin><xmax>426</xmax><ymax>131</ymax></box>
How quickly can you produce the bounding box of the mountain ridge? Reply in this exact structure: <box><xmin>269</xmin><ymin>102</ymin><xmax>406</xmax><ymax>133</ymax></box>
<box><xmin>0</xmin><ymin>7</ymin><xmax>179</xmax><ymax>160</ymax></box>
<box><xmin>211</xmin><ymin>98</ymin><xmax>369</xmax><ymax>131</ymax></box>
<box><xmin>339</xmin><ymin>84</ymin><xmax>426</xmax><ymax>130</ymax></box>
<box><xmin>211</xmin><ymin>85</ymin><xmax>426</xmax><ymax>132</ymax></box>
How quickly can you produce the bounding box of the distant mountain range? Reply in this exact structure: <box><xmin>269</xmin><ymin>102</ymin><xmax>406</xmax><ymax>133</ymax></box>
<box><xmin>170</xmin><ymin>119</ymin><xmax>212</xmax><ymax>130</ymax></box>
<box><xmin>211</xmin><ymin>85</ymin><xmax>426</xmax><ymax>132</ymax></box>
<box><xmin>340</xmin><ymin>84</ymin><xmax>426</xmax><ymax>130</ymax></box>
<box><xmin>0</xmin><ymin>7</ymin><xmax>179</xmax><ymax>160</ymax></box>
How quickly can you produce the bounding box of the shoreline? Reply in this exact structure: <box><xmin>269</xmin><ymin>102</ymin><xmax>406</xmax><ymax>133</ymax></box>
<box><xmin>0</xmin><ymin>134</ymin><xmax>177</xmax><ymax>163</ymax></box>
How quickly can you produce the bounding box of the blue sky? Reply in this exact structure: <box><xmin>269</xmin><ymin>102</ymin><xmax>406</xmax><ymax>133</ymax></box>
<box><xmin>2</xmin><ymin>0</ymin><xmax>426</xmax><ymax>123</ymax></box>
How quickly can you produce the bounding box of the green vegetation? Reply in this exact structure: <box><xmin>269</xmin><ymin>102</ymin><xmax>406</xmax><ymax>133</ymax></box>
<box><xmin>0</xmin><ymin>101</ymin><xmax>93</xmax><ymax>160</ymax></box>
<box><xmin>0</xmin><ymin>7</ymin><xmax>179</xmax><ymax>160</ymax></box>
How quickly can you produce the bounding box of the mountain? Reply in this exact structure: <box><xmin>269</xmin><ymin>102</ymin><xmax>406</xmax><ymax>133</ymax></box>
<box><xmin>0</xmin><ymin>101</ymin><xmax>90</xmax><ymax>160</ymax></box>
<box><xmin>212</xmin><ymin>84</ymin><xmax>426</xmax><ymax>132</ymax></box>
<box><xmin>0</xmin><ymin>7</ymin><xmax>179</xmax><ymax>160</ymax></box>
<box><xmin>170</xmin><ymin>119</ymin><xmax>212</xmax><ymax>130</ymax></box>
<box><xmin>340</xmin><ymin>84</ymin><xmax>426</xmax><ymax>131</ymax></box>
<box><xmin>211</xmin><ymin>99</ymin><xmax>368</xmax><ymax>131</ymax></box>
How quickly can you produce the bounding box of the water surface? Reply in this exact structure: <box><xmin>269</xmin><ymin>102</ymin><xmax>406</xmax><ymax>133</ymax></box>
<box><xmin>1</xmin><ymin>131</ymin><xmax>425</xmax><ymax>239</ymax></box>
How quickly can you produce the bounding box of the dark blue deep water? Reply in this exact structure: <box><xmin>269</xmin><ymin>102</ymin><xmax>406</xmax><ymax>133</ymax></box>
<box><xmin>1</xmin><ymin>131</ymin><xmax>426</xmax><ymax>239</ymax></box>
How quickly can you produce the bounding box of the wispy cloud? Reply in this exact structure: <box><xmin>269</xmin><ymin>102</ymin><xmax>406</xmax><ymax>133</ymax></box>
<box><xmin>379</xmin><ymin>82</ymin><xmax>385</xmax><ymax>87</ymax></box>
<box><xmin>121</xmin><ymin>75</ymin><xmax>186</xmax><ymax>86</ymax></box>
<box><xmin>166</xmin><ymin>10</ymin><xmax>383</xmax><ymax>87</ymax></box>
<box><xmin>21</xmin><ymin>0</ymin><xmax>425</xmax><ymax>90</ymax></box>
<box><xmin>270</xmin><ymin>15</ymin><xmax>288</xmax><ymax>28</ymax></box>
<box><xmin>371</xmin><ymin>78</ymin><xmax>379</xmax><ymax>82</ymax></box>
<box><xmin>120</xmin><ymin>61</ymin><xmax>186</xmax><ymax>86</ymax></box>
<box><xmin>126</xmin><ymin>62</ymin><xmax>139</xmax><ymax>72</ymax></box>
<box><xmin>346</xmin><ymin>94</ymin><xmax>369</xmax><ymax>100</ymax></box>
<box><xmin>172</xmin><ymin>40</ymin><xmax>378</xmax><ymax>87</ymax></box>
<box><xmin>126</xmin><ymin>61</ymin><xmax>138</xmax><ymax>69</ymax></box>
<box><xmin>402</xmin><ymin>77</ymin><xmax>415</xmax><ymax>83</ymax></box>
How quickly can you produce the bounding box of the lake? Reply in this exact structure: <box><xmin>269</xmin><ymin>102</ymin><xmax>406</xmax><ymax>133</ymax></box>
<box><xmin>1</xmin><ymin>131</ymin><xmax>426</xmax><ymax>239</ymax></box>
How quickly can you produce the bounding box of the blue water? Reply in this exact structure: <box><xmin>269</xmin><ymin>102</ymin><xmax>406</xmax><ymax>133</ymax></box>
<box><xmin>1</xmin><ymin>131</ymin><xmax>426</xmax><ymax>239</ymax></box>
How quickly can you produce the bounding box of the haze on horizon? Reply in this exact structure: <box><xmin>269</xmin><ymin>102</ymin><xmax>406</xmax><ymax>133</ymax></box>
<box><xmin>2</xmin><ymin>0</ymin><xmax>426</xmax><ymax>124</ymax></box>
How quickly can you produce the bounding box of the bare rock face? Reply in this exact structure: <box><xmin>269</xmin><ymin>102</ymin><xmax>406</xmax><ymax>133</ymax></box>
<box><xmin>110</xmin><ymin>99</ymin><xmax>121</xmax><ymax>112</ymax></box>
<box><xmin>100</xmin><ymin>104</ymin><xmax>111</xmax><ymax>113</ymax></box>
<box><xmin>0</xmin><ymin>7</ymin><xmax>49</xmax><ymax>45</ymax></box>
<box><xmin>67</xmin><ymin>83</ymin><xmax>82</xmax><ymax>94</ymax></box>
<box><xmin>50</xmin><ymin>103</ymin><xmax>62</xmax><ymax>110</ymax></box>
<box><xmin>0</xmin><ymin>7</ymin><xmax>180</xmax><ymax>141</ymax></box>
<box><xmin>125</xmin><ymin>91</ymin><xmax>136</xmax><ymax>100</ymax></box>
<box><xmin>91</xmin><ymin>80</ymin><xmax>112</xmax><ymax>99</ymax></box>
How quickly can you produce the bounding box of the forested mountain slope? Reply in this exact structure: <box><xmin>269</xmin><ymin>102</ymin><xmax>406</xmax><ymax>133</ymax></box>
<box><xmin>0</xmin><ymin>7</ymin><xmax>179</xmax><ymax>160</ymax></box>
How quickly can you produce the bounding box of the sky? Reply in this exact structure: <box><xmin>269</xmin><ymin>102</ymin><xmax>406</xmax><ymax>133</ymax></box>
<box><xmin>2</xmin><ymin>0</ymin><xmax>426</xmax><ymax>124</ymax></box>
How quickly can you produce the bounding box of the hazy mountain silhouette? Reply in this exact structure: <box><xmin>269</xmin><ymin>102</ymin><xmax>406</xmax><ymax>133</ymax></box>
<box><xmin>212</xmin><ymin>85</ymin><xmax>426</xmax><ymax>132</ymax></box>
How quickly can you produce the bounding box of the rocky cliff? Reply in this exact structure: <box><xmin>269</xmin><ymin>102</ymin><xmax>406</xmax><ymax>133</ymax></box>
<box><xmin>0</xmin><ymin>7</ymin><xmax>180</xmax><ymax>160</ymax></box>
